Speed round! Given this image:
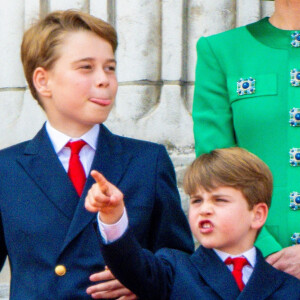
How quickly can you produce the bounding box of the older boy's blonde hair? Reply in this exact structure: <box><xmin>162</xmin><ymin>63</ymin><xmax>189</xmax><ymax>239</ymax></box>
<box><xmin>183</xmin><ymin>147</ymin><xmax>273</xmax><ymax>209</ymax></box>
<box><xmin>21</xmin><ymin>9</ymin><xmax>118</xmax><ymax>103</ymax></box>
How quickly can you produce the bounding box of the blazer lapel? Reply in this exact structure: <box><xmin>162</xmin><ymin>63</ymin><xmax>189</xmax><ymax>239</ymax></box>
<box><xmin>191</xmin><ymin>246</ymin><xmax>240</xmax><ymax>300</ymax></box>
<box><xmin>239</xmin><ymin>248</ymin><xmax>284</xmax><ymax>299</ymax></box>
<box><xmin>60</xmin><ymin>125</ymin><xmax>133</xmax><ymax>253</ymax></box>
<box><xmin>16</xmin><ymin>125</ymin><xmax>79</xmax><ymax>220</ymax></box>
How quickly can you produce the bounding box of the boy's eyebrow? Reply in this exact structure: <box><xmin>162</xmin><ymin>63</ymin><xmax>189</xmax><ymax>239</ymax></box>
<box><xmin>211</xmin><ymin>193</ymin><xmax>232</xmax><ymax>198</ymax></box>
<box><xmin>72</xmin><ymin>57</ymin><xmax>117</xmax><ymax>64</ymax></box>
<box><xmin>190</xmin><ymin>193</ymin><xmax>202</xmax><ymax>199</ymax></box>
<box><xmin>106</xmin><ymin>58</ymin><xmax>117</xmax><ymax>64</ymax></box>
<box><xmin>189</xmin><ymin>192</ymin><xmax>232</xmax><ymax>198</ymax></box>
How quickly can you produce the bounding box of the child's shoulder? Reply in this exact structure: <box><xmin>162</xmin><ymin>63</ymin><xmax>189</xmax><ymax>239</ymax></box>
<box><xmin>154</xmin><ymin>247</ymin><xmax>194</xmax><ymax>271</ymax></box>
<box><xmin>105</xmin><ymin>125</ymin><xmax>167</xmax><ymax>155</ymax></box>
<box><xmin>271</xmin><ymin>263</ymin><xmax>300</xmax><ymax>285</ymax></box>
<box><xmin>0</xmin><ymin>125</ymin><xmax>46</xmax><ymax>160</ymax></box>
<box><xmin>0</xmin><ymin>140</ymin><xmax>30</xmax><ymax>158</ymax></box>
<box><xmin>156</xmin><ymin>247</ymin><xmax>192</xmax><ymax>259</ymax></box>
<box><xmin>254</xmin><ymin>248</ymin><xmax>300</xmax><ymax>297</ymax></box>
<box><xmin>269</xmin><ymin>266</ymin><xmax>300</xmax><ymax>297</ymax></box>
<box><xmin>116</xmin><ymin>134</ymin><xmax>164</xmax><ymax>150</ymax></box>
<box><xmin>0</xmin><ymin>140</ymin><xmax>31</xmax><ymax>174</ymax></box>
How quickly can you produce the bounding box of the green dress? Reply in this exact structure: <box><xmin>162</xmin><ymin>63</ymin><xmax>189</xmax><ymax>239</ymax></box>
<box><xmin>193</xmin><ymin>17</ymin><xmax>300</xmax><ymax>257</ymax></box>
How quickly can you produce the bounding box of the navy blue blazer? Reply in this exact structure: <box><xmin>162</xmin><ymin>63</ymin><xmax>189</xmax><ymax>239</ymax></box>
<box><xmin>0</xmin><ymin>124</ymin><xmax>193</xmax><ymax>299</ymax></box>
<box><xmin>100</xmin><ymin>229</ymin><xmax>300</xmax><ymax>300</ymax></box>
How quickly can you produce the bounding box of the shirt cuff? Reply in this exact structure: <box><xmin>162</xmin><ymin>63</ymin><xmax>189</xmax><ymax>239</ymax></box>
<box><xmin>97</xmin><ymin>209</ymin><xmax>129</xmax><ymax>244</ymax></box>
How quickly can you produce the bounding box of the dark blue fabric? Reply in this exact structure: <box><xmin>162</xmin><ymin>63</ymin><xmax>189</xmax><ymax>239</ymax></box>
<box><xmin>100</xmin><ymin>228</ymin><xmax>300</xmax><ymax>300</ymax></box>
<box><xmin>0</xmin><ymin>124</ymin><xmax>193</xmax><ymax>299</ymax></box>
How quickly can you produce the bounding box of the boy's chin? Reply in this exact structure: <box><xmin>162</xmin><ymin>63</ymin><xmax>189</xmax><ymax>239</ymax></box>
<box><xmin>198</xmin><ymin>240</ymin><xmax>217</xmax><ymax>250</ymax></box>
<box><xmin>89</xmin><ymin>115</ymin><xmax>110</xmax><ymax>125</ymax></box>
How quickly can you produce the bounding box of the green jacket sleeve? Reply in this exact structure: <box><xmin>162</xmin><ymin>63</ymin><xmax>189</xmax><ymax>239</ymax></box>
<box><xmin>192</xmin><ymin>36</ymin><xmax>283</xmax><ymax>257</ymax></box>
<box><xmin>192</xmin><ymin>37</ymin><xmax>236</xmax><ymax>157</ymax></box>
<box><xmin>255</xmin><ymin>227</ymin><xmax>282</xmax><ymax>257</ymax></box>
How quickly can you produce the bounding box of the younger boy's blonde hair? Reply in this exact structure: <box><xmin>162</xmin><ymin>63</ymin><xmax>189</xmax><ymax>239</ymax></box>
<box><xmin>183</xmin><ymin>147</ymin><xmax>273</xmax><ymax>209</ymax></box>
<box><xmin>21</xmin><ymin>9</ymin><xmax>118</xmax><ymax>104</ymax></box>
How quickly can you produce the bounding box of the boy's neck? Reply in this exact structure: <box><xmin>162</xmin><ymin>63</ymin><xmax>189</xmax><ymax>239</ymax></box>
<box><xmin>47</xmin><ymin>119</ymin><xmax>95</xmax><ymax>138</ymax></box>
<box><xmin>213</xmin><ymin>246</ymin><xmax>255</xmax><ymax>258</ymax></box>
<box><xmin>213</xmin><ymin>247</ymin><xmax>257</xmax><ymax>268</ymax></box>
<box><xmin>269</xmin><ymin>1</ymin><xmax>300</xmax><ymax>30</ymax></box>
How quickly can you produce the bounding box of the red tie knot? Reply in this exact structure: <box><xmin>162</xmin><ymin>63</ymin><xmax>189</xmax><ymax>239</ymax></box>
<box><xmin>225</xmin><ymin>256</ymin><xmax>249</xmax><ymax>291</ymax></box>
<box><xmin>66</xmin><ymin>140</ymin><xmax>86</xmax><ymax>155</ymax></box>
<box><xmin>225</xmin><ymin>256</ymin><xmax>249</xmax><ymax>271</ymax></box>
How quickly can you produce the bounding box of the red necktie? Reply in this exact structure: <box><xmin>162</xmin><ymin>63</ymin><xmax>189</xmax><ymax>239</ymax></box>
<box><xmin>66</xmin><ymin>140</ymin><xmax>86</xmax><ymax>196</ymax></box>
<box><xmin>225</xmin><ymin>257</ymin><xmax>249</xmax><ymax>291</ymax></box>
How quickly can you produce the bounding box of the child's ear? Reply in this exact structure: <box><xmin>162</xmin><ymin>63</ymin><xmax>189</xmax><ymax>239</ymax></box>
<box><xmin>33</xmin><ymin>67</ymin><xmax>52</xmax><ymax>98</ymax></box>
<box><xmin>251</xmin><ymin>203</ymin><xmax>268</xmax><ymax>230</ymax></box>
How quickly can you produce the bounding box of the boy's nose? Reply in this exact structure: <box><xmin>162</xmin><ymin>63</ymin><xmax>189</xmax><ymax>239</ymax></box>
<box><xmin>96</xmin><ymin>70</ymin><xmax>109</xmax><ymax>87</ymax></box>
<box><xmin>199</xmin><ymin>202</ymin><xmax>213</xmax><ymax>215</ymax></box>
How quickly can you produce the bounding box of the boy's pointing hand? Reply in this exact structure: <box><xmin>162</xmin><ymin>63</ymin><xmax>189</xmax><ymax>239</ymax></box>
<box><xmin>85</xmin><ymin>170</ymin><xmax>124</xmax><ymax>224</ymax></box>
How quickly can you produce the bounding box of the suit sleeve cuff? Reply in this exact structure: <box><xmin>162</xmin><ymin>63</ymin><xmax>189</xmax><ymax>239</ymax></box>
<box><xmin>97</xmin><ymin>209</ymin><xmax>129</xmax><ymax>244</ymax></box>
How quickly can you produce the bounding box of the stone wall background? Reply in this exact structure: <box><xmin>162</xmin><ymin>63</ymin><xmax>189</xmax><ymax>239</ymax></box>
<box><xmin>0</xmin><ymin>0</ymin><xmax>274</xmax><ymax>297</ymax></box>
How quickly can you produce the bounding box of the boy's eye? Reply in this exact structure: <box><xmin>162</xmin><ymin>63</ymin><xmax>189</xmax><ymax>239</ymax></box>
<box><xmin>79</xmin><ymin>65</ymin><xmax>92</xmax><ymax>70</ymax></box>
<box><xmin>105</xmin><ymin>65</ymin><xmax>116</xmax><ymax>72</ymax></box>
<box><xmin>215</xmin><ymin>198</ymin><xmax>227</xmax><ymax>202</ymax></box>
<box><xmin>191</xmin><ymin>198</ymin><xmax>202</xmax><ymax>204</ymax></box>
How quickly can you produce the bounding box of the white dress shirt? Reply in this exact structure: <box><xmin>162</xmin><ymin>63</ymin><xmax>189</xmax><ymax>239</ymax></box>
<box><xmin>45</xmin><ymin>121</ymin><xmax>99</xmax><ymax>176</ymax></box>
<box><xmin>213</xmin><ymin>247</ymin><xmax>256</xmax><ymax>285</ymax></box>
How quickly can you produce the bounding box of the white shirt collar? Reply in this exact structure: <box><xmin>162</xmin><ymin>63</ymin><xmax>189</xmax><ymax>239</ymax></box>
<box><xmin>213</xmin><ymin>247</ymin><xmax>256</xmax><ymax>268</ymax></box>
<box><xmin>45</xmin><ymin>121</ymin><xmax>99</xmax><ymax>154</ymax></box>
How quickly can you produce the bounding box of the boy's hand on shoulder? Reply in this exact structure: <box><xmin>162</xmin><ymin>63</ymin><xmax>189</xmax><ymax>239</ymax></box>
<box><xmin>266</xmin><ymin>245</ymin><xmax>300</xmax><ymax>279</ymax></box>
<box><xmin>86</xmin><ymin>268</ymin><xmax>137</xmax><ymax>299</ymax></box>
<box><xmin>85</xmin><ymin>170</ymin><xmax>124</xmax><ymax>224</ymax></box>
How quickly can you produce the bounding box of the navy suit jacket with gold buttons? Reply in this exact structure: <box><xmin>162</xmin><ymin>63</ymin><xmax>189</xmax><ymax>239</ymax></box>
<box><xmin>0</xmin><ymin>124</ymin><xmax>193</xmax><ymax>299</ymax></box>
<box><xmin>100</xmin><ymin>228</ymin><xmax>300</xmax><ymax>300</ymax></box>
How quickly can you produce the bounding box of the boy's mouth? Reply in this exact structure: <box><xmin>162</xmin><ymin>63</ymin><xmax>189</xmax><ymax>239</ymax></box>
<box><xmin>89</xmin><ymin>97</ymin><xmax>111</xmax><ymax>106</ymax></box>
<box><xmin>199</xmin><ymin>220</ymin><xmax>214</xmax><ymax>233</ymax></box>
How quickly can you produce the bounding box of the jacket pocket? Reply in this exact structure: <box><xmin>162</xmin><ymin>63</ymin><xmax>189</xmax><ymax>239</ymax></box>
<box><xmin>227</xmin><ymin>73</ymin><xmax>278</xmax><ymax>104</ymax></box>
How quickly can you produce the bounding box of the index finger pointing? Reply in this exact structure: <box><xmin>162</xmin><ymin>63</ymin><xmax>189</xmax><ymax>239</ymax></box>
<box><xmin>91</xmin><ymin>170</ymin><xmax>109</xmax><ymax>194</ymax></box>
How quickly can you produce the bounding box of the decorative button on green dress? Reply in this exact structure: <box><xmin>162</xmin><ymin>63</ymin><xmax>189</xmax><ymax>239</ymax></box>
<box><xmin>193</xmin><ymin>17</ymin><xmax>300</xmax><ymax>257</ymax></box>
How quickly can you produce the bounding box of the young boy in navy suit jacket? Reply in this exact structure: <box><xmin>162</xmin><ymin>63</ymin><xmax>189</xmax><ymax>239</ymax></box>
<box><xmin>86</xmin><ymin>147</ymin><xmax>300</xmax><ymax>299</ymax></box>
<box><xmin>0</xmin><ymin>10</ymin><xmax>194</xmax><ymax>299</ymax></box>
